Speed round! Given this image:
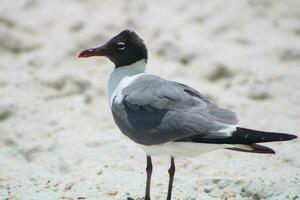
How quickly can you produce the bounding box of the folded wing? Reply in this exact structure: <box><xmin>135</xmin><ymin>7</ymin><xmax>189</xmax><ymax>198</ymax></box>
<box><xmin>111</xmin><ymin>74</ymin><xmax>239</xmax><ymax>146</ymax></box>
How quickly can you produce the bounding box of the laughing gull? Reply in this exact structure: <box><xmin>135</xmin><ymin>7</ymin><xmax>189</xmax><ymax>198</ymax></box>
<box><xmin>79</xmin><ymin>29</ymin><xmax>297</xmax><ymax>200</ymax></box>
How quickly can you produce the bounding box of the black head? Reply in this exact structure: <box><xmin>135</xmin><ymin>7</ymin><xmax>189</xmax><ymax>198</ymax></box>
<box><xmin>79</xmin><ymin>29</ymin><xmax>148</xmax><ymax>67</ymax></box>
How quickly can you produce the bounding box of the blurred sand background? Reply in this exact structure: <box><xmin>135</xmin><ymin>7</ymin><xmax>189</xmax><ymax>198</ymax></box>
<box><xmin>0</xmin><ymin>0</ymin><xmax>300</xmax><ymax>199</ymax></box>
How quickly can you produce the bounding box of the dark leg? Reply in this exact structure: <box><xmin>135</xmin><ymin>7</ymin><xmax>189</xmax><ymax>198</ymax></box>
<box><xmin>145</xmin><ymin>155</ymin><xmax>153</xmax><ymax>200</ymax></box>
<box><xmin>167</xmin><ymin>157</ymin><xmax>175</xmax><ymax>200</ymax></box>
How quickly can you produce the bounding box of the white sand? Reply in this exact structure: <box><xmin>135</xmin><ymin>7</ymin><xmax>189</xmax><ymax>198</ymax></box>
<box><xmin>0</xmin><ymin>0</ymin><xmax>300</xmax><ymax>199</ymax></box>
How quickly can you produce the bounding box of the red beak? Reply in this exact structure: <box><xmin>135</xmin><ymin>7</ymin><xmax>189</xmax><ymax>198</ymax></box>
<box><xmin>78</xmin><ymin>45</ymin><xmax>110</xmax><ymax>58</ymax></box>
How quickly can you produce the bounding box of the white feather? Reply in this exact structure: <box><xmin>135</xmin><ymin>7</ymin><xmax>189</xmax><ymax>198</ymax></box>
<box><xmin>139</xmin><ymin>142</ymin><xmax>255</xmax><ymax>158</ymax></box>
<box><xmin>217</xmin><ymin>124</ymin><xmax>237</xmax><ymax>136</ymax></box>
<box><xmin>107</xmin><ymin>59</ymin><xmax>146</xmax><ymax>106</ymax></box>
<box><xmin>140</xmin><ymin>142</ymin><xmax>226</xmax><ymax>157</ymax></box>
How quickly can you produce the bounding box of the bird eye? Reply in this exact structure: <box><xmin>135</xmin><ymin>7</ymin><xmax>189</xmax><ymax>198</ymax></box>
<box><xmin>117</xmin><ymin>42</ymin><xmax>125</xmax><ymax>50</ymax></box>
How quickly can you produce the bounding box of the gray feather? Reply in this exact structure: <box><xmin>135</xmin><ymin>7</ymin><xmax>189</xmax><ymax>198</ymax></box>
<box><xmin>111</xmin><ymin>74</ymin><xmax>238</xmax><ymax>146</ymax></box>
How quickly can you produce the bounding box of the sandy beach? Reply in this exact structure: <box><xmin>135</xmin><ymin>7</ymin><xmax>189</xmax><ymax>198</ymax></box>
<box><xmin>0</xmin><ymin>0</ymin><xmax>300</xmax><ymax>199</ymax></box>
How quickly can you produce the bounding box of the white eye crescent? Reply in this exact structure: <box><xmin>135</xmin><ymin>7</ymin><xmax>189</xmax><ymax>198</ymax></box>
<box><xmin>117</xmin><ymin>42</ymin><xmax>126</xmax><ymax>50</ymax></box>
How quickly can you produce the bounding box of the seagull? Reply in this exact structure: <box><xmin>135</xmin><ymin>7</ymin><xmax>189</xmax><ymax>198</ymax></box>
<box><xmin>79</xmin><ymin>30</ymin><xmax>297</xmax><ymax>200</ymax></box>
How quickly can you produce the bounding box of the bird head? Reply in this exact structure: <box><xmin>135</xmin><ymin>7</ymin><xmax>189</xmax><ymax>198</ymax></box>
<box><xmin>79</xmin><ymin>29</ymin><xmax>148</xmax><ymax>67</ymax></box>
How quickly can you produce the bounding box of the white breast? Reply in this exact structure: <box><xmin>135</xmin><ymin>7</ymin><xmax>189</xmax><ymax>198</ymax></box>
<box><xmin>112</xmin><ymin>73</ymin><xmax>145</xmax><ymax>105</ymax></box>
<box><xmin>107</xmin><ymin>59</ymin><xmax>146</xmax><ymax>106</ymax></box>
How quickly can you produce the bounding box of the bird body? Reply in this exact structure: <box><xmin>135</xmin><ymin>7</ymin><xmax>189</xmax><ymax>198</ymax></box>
<box><xmin>106</xmin><ymin>58</ymin><xmax>234</xmax><ymax>157</ymax></box>
<box><xmin>79</xmin><ymin>29</ymin><xmax>297</xmax><ymax>200</ymax></box>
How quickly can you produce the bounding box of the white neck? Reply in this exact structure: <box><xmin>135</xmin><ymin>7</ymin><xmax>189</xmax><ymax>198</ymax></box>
<box><xmin>107</xmin><ymin>59</ymin><xmax>146</xmax><ymax>106</ymax></box>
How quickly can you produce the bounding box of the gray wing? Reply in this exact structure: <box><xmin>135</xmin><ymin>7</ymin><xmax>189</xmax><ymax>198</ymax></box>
<box><xmin>111</xmin><ymin>74</ymin><xmax>238</xmax><ymax>146</ymax></box>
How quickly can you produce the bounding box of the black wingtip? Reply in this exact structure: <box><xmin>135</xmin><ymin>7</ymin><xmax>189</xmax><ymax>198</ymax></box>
<box><xmin>274</xmin><ymin>132</ymin><xmax>298</xmax><ymax>142</ymax></box>
<box><xmin>227</xmin><ymin>144</ymin><xmax>276</xmax><ymax>154</ymax></box>
<box><xmin>252</xmin><ymin>144</ymin><xmax>276</xmax><ymax>154</ymax></box>
<box><xmin>290</xmin><ymin>134</ymin><xmax>298</xmax><ymax>140</ymax></box>
<box><xmin>234</xmin><ymin>127</ymin><xmax>298</xmax><ymax>143</ymax></box>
